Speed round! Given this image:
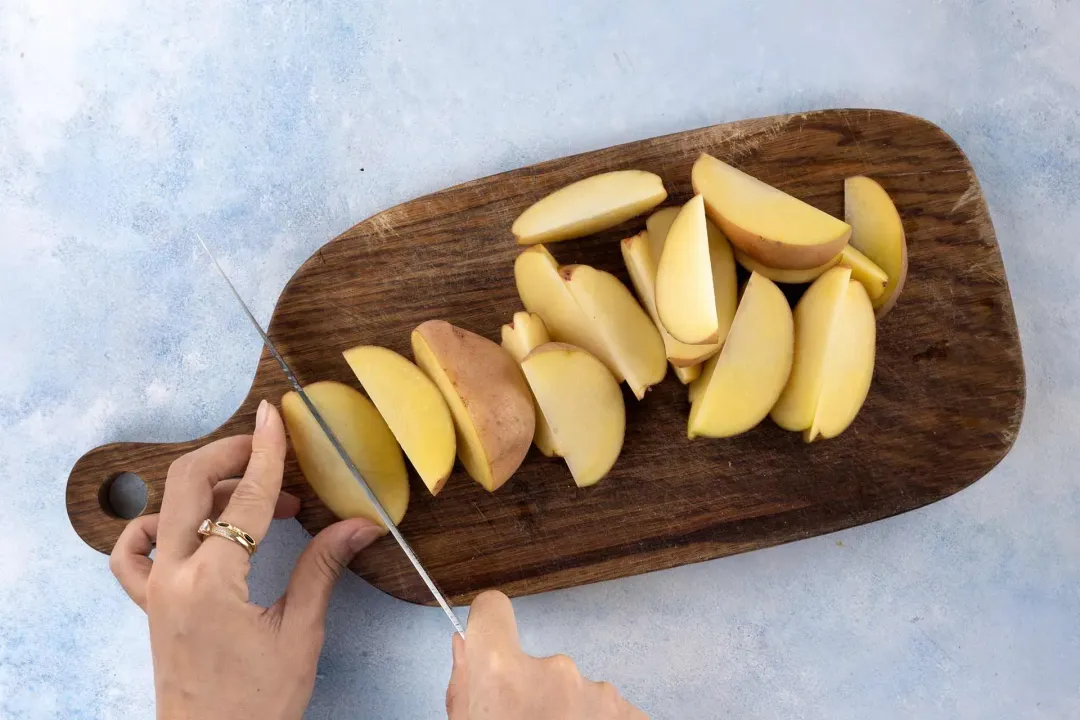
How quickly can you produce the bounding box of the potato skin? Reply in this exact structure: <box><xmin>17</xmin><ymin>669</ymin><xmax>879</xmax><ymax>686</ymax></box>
<box><xmin>413</xmin><ymin>320</ymin><xmax>535</xmax><ymax>491</ymax></box>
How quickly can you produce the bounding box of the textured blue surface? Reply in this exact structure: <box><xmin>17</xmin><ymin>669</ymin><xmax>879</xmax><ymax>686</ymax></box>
<box><xmin>1</xmin><ymin>1</ymin><xmax>1078</xmax><ymax>718</ymax></box>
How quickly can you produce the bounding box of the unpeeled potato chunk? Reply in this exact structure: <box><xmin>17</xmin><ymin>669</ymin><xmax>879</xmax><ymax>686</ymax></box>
<box><xmin>412</xmin><ymin>320</ymin><xmax>535</xmax><ymax>492</ymax></box>
<box><xmin>512</xmin><ymin>170</ymin><xmax>667</xmax><ymax>245</ymax></box>
<box><xmin>521</xmin><ymin>343</ymin><xmax>626</xmax><ymax>487</ymax></box>
<box><xmin>281</xmin><ymin>381</ymin><xmax>408</xmax><ymax>529</ymax></box>
<box><xmin>692</xmin><ymin>153</ymin><xmax>851</xmax><ymax>270</ymax></box>
<box><xmin>343</xmin><ymin>345</ymin><xmax>456</xmax><ymax>496</ymax></box>
<box><xmin>771</xmin><ymin>266</ymin><xmax>876</xmax><ymax>442</ymax></box>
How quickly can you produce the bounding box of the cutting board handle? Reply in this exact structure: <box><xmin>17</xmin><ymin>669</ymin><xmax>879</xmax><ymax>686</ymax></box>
<box><xmin>67</xmin><ymin>404</ymin><xmax>257</xmax><ymax>554</ymax></box>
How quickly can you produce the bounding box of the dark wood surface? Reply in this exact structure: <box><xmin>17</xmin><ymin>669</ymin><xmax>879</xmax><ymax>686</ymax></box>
<box><xmin>67</xmin><ymin>109</ymin><xmax>1025</xmax><ymax>605</ymax></box>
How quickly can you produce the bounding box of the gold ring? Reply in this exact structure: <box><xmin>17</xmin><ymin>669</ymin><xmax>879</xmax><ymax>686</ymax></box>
<box><xmin>198</xmin><ymin>519</ymin><xmax>257</xmax><ymax>556</ymax></box>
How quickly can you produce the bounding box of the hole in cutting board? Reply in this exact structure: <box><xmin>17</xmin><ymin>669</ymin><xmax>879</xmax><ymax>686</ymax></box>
<box><xmin>100</xmin><ymin>472</ymin><xmax>148</xmax><ymax>519</ymax></box>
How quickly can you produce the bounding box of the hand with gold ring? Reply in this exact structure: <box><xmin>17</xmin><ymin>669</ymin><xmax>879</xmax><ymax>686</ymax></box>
<box><xmin>109</xmin><ymin>399</ymin><xmax>383</xmax><ymax>720</ymax></box>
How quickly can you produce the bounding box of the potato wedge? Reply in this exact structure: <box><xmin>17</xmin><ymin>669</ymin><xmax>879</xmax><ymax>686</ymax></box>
<box><xmin>845</xmin><ymin>176</ymin><xmax>908</xmax><ymax>316</ymax></box>
<box><xmin>837</xmin><ymin>244</ymin><xmax>888</xmax><ymax>301</ymax></box>
<box><xmin>621</xmin><ymin>231</ymin><xmax>716</xmax><ymax>371</ymax></box>
<box><xmin>501</xmin><ymin>312</ymin><xmax>560</xmax><ymax>457</ymax></box>
<box><xmin>343</xmin><ymin>345</ymin><xmax>456</xmax><ymax>496</ymax></box>
<box><xmin>515</xmin><ymin>245</ymin><xmax>624</xmax><ymax>380</ymax></box>
<box><xmin>512</xmin><ymin>170</ymin><xmax>667</xmax><ymax>245</ymax></box>
<box><xmin>282</xmin><ymin>381</ymin><xmax>408</xmax><ymax>528</ymax></box>
<box><xmin>692</xmin><ymin>153</ymin><xmax>851</xmax><ymax>270</ymax></box>
<box><xmin>734</xmin><ymin>249</ymin><xmax>842</xmax><ymax>284</ymax></box>
<box><xmin>687</xmin><ymin>273</ymin><xmax>794</xmax><ymax>438</ymax></box>
<box><xmin>412</xmin><ymin>321</ymin><xmax>534</xmax><ymax>492</ymax></box>
<box><xmin>561</xmin><ymin>264</ymin><xmax>668</xmax><ymax>400</ymax></box>
<box><xmin>655</xmin><ymin>195</ymin><xmax>720</xmax><ymax>345</ymax></box>
<box><xmin>770</xmin><ymin>266</ymin><xmax>876</xmax><ymax>441</ymax></box>
<box><xmin>521</xmin><ymin>343</ymin><xmax>626</xmax><ymax>487</ymax></box>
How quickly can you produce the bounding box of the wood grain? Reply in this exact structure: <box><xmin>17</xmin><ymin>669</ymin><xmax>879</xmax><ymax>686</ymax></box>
<box><xmin>67</xmin><ymin>109</ymin><xmax>1025</xmax><ymax>605</ymax></box>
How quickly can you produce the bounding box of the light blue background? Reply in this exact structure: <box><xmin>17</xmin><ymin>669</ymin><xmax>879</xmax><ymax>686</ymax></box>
<box><xmin>1</xmin><ymin>1</ymin><xmax>1078</xmax><ymax>718</ymax></box>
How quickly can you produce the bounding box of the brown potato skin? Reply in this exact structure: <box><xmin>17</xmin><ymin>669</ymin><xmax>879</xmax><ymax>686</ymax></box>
<box><xmin>413</xmin><ymin>320</ymin><xmax>535</xmax><ymax>491</ymax></box>
<box><xmin>700</xmin><ymin>196</ymin><xmax>851</xmax><ymax>271</ymax></box>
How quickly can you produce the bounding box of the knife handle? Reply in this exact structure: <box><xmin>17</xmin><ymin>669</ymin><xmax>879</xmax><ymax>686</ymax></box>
<box><xmin>66</xmin><ymin>403</ymin><xmax>258</xmax><ymax>554</ymax></box>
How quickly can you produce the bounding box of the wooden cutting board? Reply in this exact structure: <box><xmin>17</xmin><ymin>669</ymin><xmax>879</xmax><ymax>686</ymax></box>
<box><xmin>67</xmin><ymin>108</ymin><xmax>1025</xmax><ymax>605</ymax></box>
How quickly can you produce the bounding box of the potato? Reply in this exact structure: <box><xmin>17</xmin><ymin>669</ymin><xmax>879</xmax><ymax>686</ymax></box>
<box><xmin>837</xmin><ymin>244</ymin><xmax>888</xmax><ymax>301</ymax></box>
<box><xmin>645</xmin><ymin>206</ymin><xmax>680</xmax><ymax>263</ymax></box>
<box><xmin>845</xmin><ymin>176</ymin><xmax>908</xmax><ymax>317</ymax></box>
<box><xmin>655</xmin><ymin>195</ymin><xmax>720</xmax><ymax>345</ymax></box>
<box><xmin>734</xmin><ymin>248</ymin><xmax>842</xmax><ymax>284</ymax></box>
<box><xmin>342</xmin><ymin>345</ymin><xmax>456</xmax><ymax>496</ymax></box>
<box><xmin>521</xmin><ymin>343</ymin><xmax>626</xmax><ymax>487</ymax></box>
<box><xmin>412</xmin><ymin>321</ymin><xmax>535</xmax><ymax>492</ymax></box>
<box><xmin>770</xmin><ymin>266</ymin><xmax>876</xmax><ymax>441</ymax></box>
<box><xmin>512</xmin><ymin>170</ymin><xmax>667</xmax><ymax>245</ymax></box>
<box><xmin>807</xmin><ymin>280</ymin><xmax>875</xmax><ymax>441</ymax></box>
<box><xmin>621</xmin><ymin>231</ymin><xmax>716</xmax><ymax>379</ymax></box>
<box><xmin>734</xmin><ymin>245</ymin><xmax>887</xmax><ymax>297</ymax></box>
<box><xmin>281</xmin><ymin>381</ymin><xmax>408</xmax><ymax>529</ymax></box>
<box><xmin>500</xmin><ymin>312</ymin><xmax>561</xmax><ymax>457</ymax></box>
<box><xmin>561</xmin><ymin>263</ymin><xmax>668</xmax><ymax>400</ymax></box>
<box><xmin>692</xmin><ymin>153</ymin><xmax>851</xmax><ymax>270</ymax></box>
<box><xmin>687</xmin><ymin>273</ymin><xmax>794</xmax><ymax>438</ymax></box>
<box><xmin>515</xmin><ymin>245</ymin><xmax>624</xmax><ymax>380</ymax></box>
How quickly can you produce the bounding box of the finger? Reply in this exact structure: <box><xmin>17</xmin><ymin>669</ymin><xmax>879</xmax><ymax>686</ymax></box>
<box><xmin>278</xmin><ymin>518</ymin><xmax>382</xmax><ymax>633</ymax></box>
<box><xmin>207</xmin><ymin>401</ymin><xmax>287</xmax><ymax>563</ymax></box>
<box><xmin>109</xmin><ymin>514</ymin><xmax>159</xmax><ymax>611</ymax></box>
<box><xmin>156</xmin><ymin>434</ymin><xmax>254</xmax><ymax>561</ymax></box>
<box><xmin>211</xmin><ymin>479</ymin><xmax>301</xmax><ymax>519</ymax></box>
<box><xmin>583</xmin><ymin>680</ymin><xmax>642</xmax><ymax>718</ymax></box>
<box><xmin>445</xmin><ymin>633</ymin><xmax>470</xmax><ymax>719</ymax></box>
<box><xmin>465</xmin><ymin>590</ymin><xmax>521</xmax><ymax>657</ymax></box>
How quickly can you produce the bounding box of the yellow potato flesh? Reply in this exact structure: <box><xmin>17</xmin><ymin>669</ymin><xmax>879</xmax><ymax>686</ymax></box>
<box><xmin>845</xmin><ymin>176</ymin><xmax>908</xmax><ymax>316</ymax></box>
<box><xmin>621</xmin><ymin>231</ymin><xmax>717</xmax><ymax>370</ymax></box>
<box><xmin>706</xmin><ymin>216</ymin><xmax>739</xmax><ymax>346</ymax></box>
<box><xmin>687</xmin><ymin>273</ymin><xmax>794</xmax><ymax>439</ymax></box>
<box><xmin>281</xmin><ymin>381</ymin><xmax>408</xmax><ymax>529</ymax></box>
<box><xmin>562</xmin><ymin>264</ymin><xmax>668</xmax><ymax>400</ymax></box>
<box><xmin>521</xmin><ymin>343</ymin><xmax>626</xmax><ymax>487</ymax></box>
<box><xmin>342</xmin><ymin>345</ymin><xmax>456</xmax><ymax>496</ymax></box>
<box><xmin>692</xmin><ymin>153</ymin><xmax>851</xmax><ymax>270</ymax></box>
<box><xmin>512</xmin><ymin>170</ymin><xmax>667</xmax><ymax>245</ymax></box>
<box><xmin>645</xmin><ymin>206</ymin><xmax>680</xmax><ymax>264</ymax></box>
<box><xmin>412</xmin><ymin>321</ymin><xmax>534</xmax><ymax>492</ymax></box>
<box><xmin>837</xmin><ymin>245</ymin><xmax>888</xmax><ymax>301</ymax></box>
<box><xmin>514</xmin><ymin>245</ymin><xmax>624</xmax><ymax>381</ymax></box>
<box><xmin>674</xmin><ymin>364</ymin><xmax>701</xmax><ymax>384</ymax></box>
<box><xmin>647</xmin><ymin>209</ymin><xmax>738</xmax><ymax>348</ymax></box>
<box><xmin>770</xmin><ymin>267</ymin><xmax>852</xmax><ymax>432</ymax></box>
<box><xmin>500</xmin><ymin>312</ymin><xmax>560</xmax><ymax>457</ymax></box>
<box><xmin>805</xmin><ymin>280</ymin><xmax>876</xmax><ymax>442</ymax></box>
<box><xmin>655</xmin><ymin>195</ymin><xmax>719</xmax><ymax>345</ymax></box>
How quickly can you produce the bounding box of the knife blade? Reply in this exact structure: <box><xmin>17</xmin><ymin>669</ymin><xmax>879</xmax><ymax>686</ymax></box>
<box><xmin>197</xmin><ymin>235</ymin><xmax>465</xmax><ymax>637</ymax></box>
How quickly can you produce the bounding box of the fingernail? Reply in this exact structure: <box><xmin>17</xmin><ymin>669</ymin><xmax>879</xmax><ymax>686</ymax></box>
<box><xmin>348</xmin><ymin>525</ymin><xmax>383</xmax><ymax>553</ymax></box>
<box><xmin>256</xmin><ymin>399</ymin><xmax>269</xmax><ymax>429</ymax></box>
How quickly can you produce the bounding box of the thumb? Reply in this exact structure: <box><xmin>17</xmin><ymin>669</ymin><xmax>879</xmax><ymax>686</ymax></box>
<box><xmin>280</xmin><ymin>518</ymin><xmax>383</xmax><ymax>632</ymax></box>
<box><xmin>445</xmin><ymin>633</ymin><xmax>470</xmax><ymax>718</ymax></box>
